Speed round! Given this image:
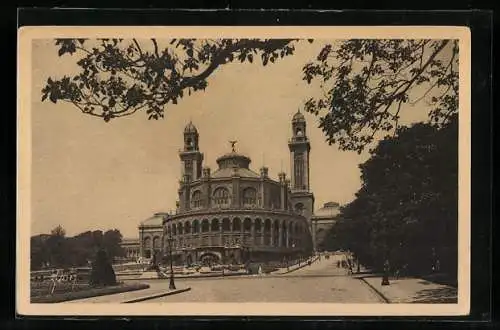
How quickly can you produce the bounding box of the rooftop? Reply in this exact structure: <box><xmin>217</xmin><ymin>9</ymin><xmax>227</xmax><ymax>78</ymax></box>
<box><xmin>139</xmin><ymin>213</ymin><xmax>167</xmax><ymax>228</ymax></box>
<box><xmin>313</xmin><ymin>202</ymin><xmax>341</xmax><ymax>218</ymax></box>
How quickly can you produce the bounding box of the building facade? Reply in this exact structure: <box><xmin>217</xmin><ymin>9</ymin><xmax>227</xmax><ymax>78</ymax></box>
<box><xmin>311</xmin><ymin>202</ymin><xmax>342</xmax><ymax>251</ymax></box>
<box><xmin>120</xmin><ymin>238</ymin><xmax>141</xmax><ymax>260</ymax></box>
<box><xmin>130</xmin><ymin>111</ymin><xmax>342</xmax><ymax>265</ymax></box>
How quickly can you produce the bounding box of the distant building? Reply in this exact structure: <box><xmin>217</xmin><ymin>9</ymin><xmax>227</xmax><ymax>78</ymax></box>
<box><xmin>311</xmin><ymin>202</ymin><xmax>341</xmax><ymax>251</ymax></box>
<box><xmin>120</xmin><ymin>238</ymin><xmax>140</xmax><ymax>260</ymax></box>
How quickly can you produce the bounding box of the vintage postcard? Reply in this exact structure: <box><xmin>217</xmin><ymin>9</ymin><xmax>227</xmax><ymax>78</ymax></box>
<box><xmin>17</xmin><ymin>26</ymin><xmax>471</xmax><ymax>316</ymax></box>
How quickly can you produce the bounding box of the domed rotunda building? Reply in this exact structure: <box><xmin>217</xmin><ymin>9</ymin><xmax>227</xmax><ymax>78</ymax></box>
<box><xmin>160</xmin><ymin>113</ymin><xmax>316</xmax><ymax>265</ymax></box>
<box><xmin>125</xmin><ymin>111</ymin><xmax>330</xmax><ymax>266</ymax></box>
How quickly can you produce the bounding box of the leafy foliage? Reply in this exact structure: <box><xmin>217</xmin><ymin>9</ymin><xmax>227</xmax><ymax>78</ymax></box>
<box><xmin>324</xmin><ymin>115</ymin><xmax>458</xmax><ymax>278</ymax></box>
<box><xmin>303</xmin><ymin>39</ymin><xmax>459</xmax><ymax>152</ymax></box>
<box><xmin>41</xmin><ymin>38</ymin><xmax>297</xmax><ymax>122</ymax></box>
<box><xmin>42</xmin><ymin>38</ymin><xmax>458</xmax><ymax>154</ymax></box>
<box><xmin>30</xmin><ymin>226</ymin><xmax>125</xmax><ymax>270</ymax></box>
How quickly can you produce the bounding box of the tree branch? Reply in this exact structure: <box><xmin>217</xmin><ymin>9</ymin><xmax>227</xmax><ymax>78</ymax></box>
<box><xmin>151</xmin><ymin>39</ymin><xmax>160</xmax><ymax>58</ymax></box>
<box><xmin>179</xmin><ymin>39</ymin><xmax>293</xmax><ymax>89</ymax></box>
<box><xmin>132</xmin><ymin>39</ymin><xmax>144</xmax><ymax>58</ymax></box>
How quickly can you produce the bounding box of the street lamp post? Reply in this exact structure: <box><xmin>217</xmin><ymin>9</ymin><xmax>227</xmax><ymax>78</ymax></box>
<box><xmin>166</xmin><ymin>234</ymin><xmax>176</xmax><ymax>290</ymax></box>
<box><xmin>381</xmin><ymin>258</ymin><xmax>390</xmax><ymax>286</ymax></box>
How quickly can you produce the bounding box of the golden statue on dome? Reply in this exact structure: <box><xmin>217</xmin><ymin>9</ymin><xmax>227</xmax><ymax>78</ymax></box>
<box><xmin>229</xmin><ymin>140</ymin><xmax>237</xmax><ymax>152</ymax></box>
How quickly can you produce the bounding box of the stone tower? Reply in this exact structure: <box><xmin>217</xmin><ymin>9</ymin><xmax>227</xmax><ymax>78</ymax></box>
<box><xmin>288</xmin><ymin>110</ymin><xmax>315</xmax><ymax>231</ymax></box>
<box><xmin>178</xmin><ymin>121</ymin><xmax>204</xmax><ymax>211</ymax></box>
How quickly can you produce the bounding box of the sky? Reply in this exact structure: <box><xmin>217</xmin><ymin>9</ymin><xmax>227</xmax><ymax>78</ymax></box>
<box><xmin>30</xmin><ymin>38</ymin><xmax>434</xmax><ymax>238</ymax></box>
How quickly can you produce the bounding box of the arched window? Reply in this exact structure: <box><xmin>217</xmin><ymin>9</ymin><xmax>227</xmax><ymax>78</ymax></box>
<box><xmin>243</xmin><ymin>218</ymin><xmax>252</xmax><ymax>232</ymax></box>
<box><xmin>213</xmin><ymin>187</ymin><xmax>230</xmax><ymax>206</ymax></box>
<box><xmin>273</xmin><ymin>220</ymin><xmax>280</xmax><ymax>246</ymax></box>
<box><xmin>185</xmin><ymin>160</ymin><xmax>193</xmax><ymax>181</ymax></box>
<box><xmin>201</xmin><ymin>219</ymin><xmax>210</xmax><ymax>233</ymax></box>
<box><xmin>211</xmin><ymin>219</ymin><xmax>220</xmax><ymax>232</ymax></box>
<box><xmin>295</xmin><ymin>203</ymin><xmax>304</xmax><ymax>215</ymax></box>
<box><xmin>281</xmin><ymin>221</ymin><xmax>287</xmax><ymax>246</ymax></box>
<box><xmin>143</xmin><ymin>236</ymin><xmax>151</xmax><ymax>249</ymax></box>
<box><xmin>222</xmin><ymin>218</ymin><xmax>231</xmax><ymax>231</ymax></box>
<box><xmin>153</xmin><ymin>236</ymin><xmax>161</xmax><ymax>249</ymax></box>
<box><xmin>233</xmin><ymin>218</ymin><xmax>241</xmax><ymax>232</ymax></box>
<box><xmin>193</xmin><ymin>220</ymin><xmax>200</xmax><ymax>234</ymax></box>
<box><xmin>184</xmin><ymin>221</ymin><xmax>191</xmax><ymax>234</ymax></box>
<box><xmin>177</xmin><ymin>222</ymin><xmax>183</xmax><ymax>235</ymax></box>
<box><xmin>191</xmin><ymin>190</ymin><xmax>203</xmax><ymax>208</ymax></box>
<box><xmin>255</xmin><ymin>218</ymin><xmax>262</xmax><ymax>233</ymax></box>
<box><xmin>172</xmin><ymin>225</ymin><xmax>177</xmax><ymax>236</ymax></box>
<box><xmin>264</xmin><ymin>219</ymin><xmax>271</xmax><ymax>233</ymax></box>
<box><xmin>242</xmin><ymin>187</ymin><xmax>257</xmax><ymax>206</ymax></box>
<box><xmin>294</xmin><ymin>152</ymin><xmax>304</xmax><ymax>190</ymax></box>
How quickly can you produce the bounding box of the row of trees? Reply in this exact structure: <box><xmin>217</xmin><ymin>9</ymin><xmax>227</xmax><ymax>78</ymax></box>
<box><xmin>323</xmin><ymin>115</ymin><xmax>458</xmax><ymax>280</ymax></box>
<box><xmin>31</xmin><ymin>225</ymin><xmax>125</xmax><ymax>270</ymax></box>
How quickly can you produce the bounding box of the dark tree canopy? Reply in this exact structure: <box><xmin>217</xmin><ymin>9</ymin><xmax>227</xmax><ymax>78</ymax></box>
<box><xmin>30</xmin><ymin>227</ymin><xmax>125</xmax><ymax>270</ymax></box>
<box><xmin>325</xmin><ymin>115</ymin><xmax>458</xmax><ymax>279</ymax></box>
<box><xmin>41</xmin><ymin>38</ymin><xmax>458</xmax><ymax>153</ymax></box>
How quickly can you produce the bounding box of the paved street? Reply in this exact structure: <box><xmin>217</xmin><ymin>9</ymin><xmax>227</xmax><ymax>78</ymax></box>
<box><xmin>142</xmin><ymin>255</ymin><xmax>384</xmax><ymax>303</ymax></box>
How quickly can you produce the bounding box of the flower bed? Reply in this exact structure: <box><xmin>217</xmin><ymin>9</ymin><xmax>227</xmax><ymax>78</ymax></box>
<box><xmin>30</xmin><ymin>282</ymin><xmax>149</xmax><ymax>303</ymax></box>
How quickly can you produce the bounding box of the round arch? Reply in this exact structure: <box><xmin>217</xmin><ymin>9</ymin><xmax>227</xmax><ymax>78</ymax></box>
<box><xmin>233</xmin><ymin>218</ymin><xmax>242</xmax><ymax>231</ymax></box>
<box><xmin>255</xmin><ymin>218</ymin><xmax>262</xmax><ymax>233</ymax></box>
<box><xmin>222</xmin><ymin>218</ymin><xmax>231</xmax><ymax>231</ymax></box>
<box><xmin>211</xmin><ymin>218</ymin><xmax>220</xmax><ymax>232</ymax></box>
<box><xmin>243</xmin><ymin>218</ymin><xmax>252</xmax><ymax>232</ymax></box>
<box><xmin>264</xmin><ymin>219</ymin><xmax>271</xmax><ymax>233</ymax></box>
<box><xmin>242</xmin><ymin>187</ymin><xmax>257</xmax><ymax>206</ymax></box>
<box><xmin>295</xmin><ymin>203</ymin><xmax>304</xmax><ymax>215</ymax></box>
<box><xmin>184</xmin><ymin>221</ymin><xmax>191</xmax><ymax>234</ymax></box>
<box><xmin>192</xmin><ymin>219</ymin><xmax>200</xmax><ymax>233</ymax></box>
<box><xmin>213</xmin><ymin>187</ymin><xmax>230</xmax><ymax>206</ymax></box>
<box><xmin>201</xmin><ymin>219</ymin><xmax>210</xmax><ymax>233</ymax></box>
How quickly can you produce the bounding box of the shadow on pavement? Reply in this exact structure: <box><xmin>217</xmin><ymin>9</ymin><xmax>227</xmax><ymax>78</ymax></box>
<box><xmin>411</xmin><ymin>286</ymin><xmax>458</xmax><ymax>303</ymax></box>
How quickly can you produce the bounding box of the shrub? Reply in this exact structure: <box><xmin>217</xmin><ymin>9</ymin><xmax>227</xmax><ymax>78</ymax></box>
<box><xmin>89</xmin><ymin>249</ymin><xmax>117</xmax><ymax>286</ymax></box>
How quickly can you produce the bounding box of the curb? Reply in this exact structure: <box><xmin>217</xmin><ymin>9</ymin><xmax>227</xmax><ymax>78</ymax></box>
<box><xmin>121</xmin><ymin>272</ymin><xmax>248</xmax><ymax>281</ymax></box>
<box><xmin>275</xmin><ymin>256</ymin><xmax>321</xmax><ymax>275</ymax></box>
<box><xmin>122</xmin><ymin>287</ymin><xmax>192</xmax><ymax>303</ymax></box>
<box><xmin>358</xmin><ymin>277</ymin><xmax>390</xmax><ymax>304</ymax></box>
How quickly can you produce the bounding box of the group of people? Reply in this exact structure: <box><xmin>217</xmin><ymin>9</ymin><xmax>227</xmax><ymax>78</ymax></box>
<box><xmin>337</xmin><ymin>257</ymin><xmax>356</xmax><ymax>275</ymax></box>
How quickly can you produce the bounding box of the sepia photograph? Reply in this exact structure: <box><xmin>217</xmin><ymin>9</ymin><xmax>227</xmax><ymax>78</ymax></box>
<box><xmin>17</xmin><ymin>26</ymin><xmax>471</xmax><ymax>316</ymax></box>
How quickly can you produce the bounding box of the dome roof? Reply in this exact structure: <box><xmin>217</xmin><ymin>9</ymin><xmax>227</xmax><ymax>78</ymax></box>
<box><xmin>184</xmin><ymin>121</ymin><xmax>198</xmax><ymax>134</ymax></box>
<box><xmin>314</xmin><ymin>202</ymin><xmax>341</xmax><ymax>218</ymax></box>
<box><xmin>292</xmin><ymin>110</ymin><xmax>305</xmax><ymax>122</ymax></box>
<box><xmin>216</xmin><ymin>152</ymin><xmax>252</xmax><ymax>170</ymax></box>
<box><xmin>140</xmin><ymin>213</ymin><xmax>166</xmax><ymax>227</ymax></box>
<box><xmin>211</xmin><ymin>151</ymin><xmax>260</xmax><ymax>178</ymax></box>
